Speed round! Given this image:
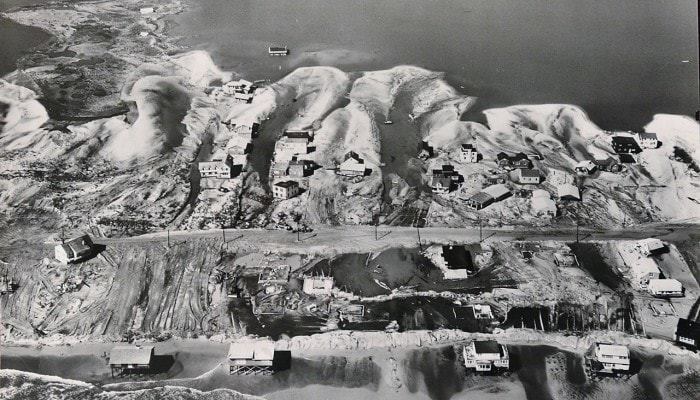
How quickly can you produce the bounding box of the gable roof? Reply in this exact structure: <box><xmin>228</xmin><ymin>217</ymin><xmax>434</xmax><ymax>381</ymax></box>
<box><xmin>109</xmin><ymin>345</ymin><xmax>154</xmax><ymax>365</ymax></box>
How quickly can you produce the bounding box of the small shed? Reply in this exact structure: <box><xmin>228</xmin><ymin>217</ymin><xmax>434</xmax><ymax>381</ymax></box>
<box><xmin>228</xmin><ymin>341</ymin><xmax>276</xmax><ymax>375</ymax></box>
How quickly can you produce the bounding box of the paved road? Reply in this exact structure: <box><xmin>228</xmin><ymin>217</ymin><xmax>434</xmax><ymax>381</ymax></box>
<box><xmin>89</xmin><ymin>223</ymin><xmax>699</xmax><ymax>254</ymax></box>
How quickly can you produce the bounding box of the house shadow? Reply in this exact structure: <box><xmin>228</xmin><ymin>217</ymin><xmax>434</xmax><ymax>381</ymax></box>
<box><xmin>78</xmin><ymin>244</ymin><xmax>106</xmax><ymax>263</ymax></box>
<box><xmin>150</xmin><ymin>354</ymin><xmax>176</xmax><ymax>374</ymax></box>
<box><xmin>273</xmin><ymin>351</ymin><xmax>292</xmax><ymax>372</ymax></box>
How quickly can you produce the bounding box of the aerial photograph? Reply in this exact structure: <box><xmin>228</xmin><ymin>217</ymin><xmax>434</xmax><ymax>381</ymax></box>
<box><xmin>0</xmin><ymin>0</ymin><xmax>699</xmax><ymax>399</ymax></box>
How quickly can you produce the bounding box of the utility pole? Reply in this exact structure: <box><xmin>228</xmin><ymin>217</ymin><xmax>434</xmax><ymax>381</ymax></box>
<box><xmin>416</xmin><ymin>226</ymin><xmax>422</xmax><ymax>251</ymax></box>
<box><xmin>478</xmin><ymin>218</ymin><xmax>483</xmax><ymax>243</ymax></box>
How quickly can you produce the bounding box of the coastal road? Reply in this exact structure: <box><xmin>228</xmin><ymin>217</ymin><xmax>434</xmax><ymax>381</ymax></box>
<box><xmin>87</xmin><ymin>222</ymin><xmax>700</xmax><ymax>254</ymax></box>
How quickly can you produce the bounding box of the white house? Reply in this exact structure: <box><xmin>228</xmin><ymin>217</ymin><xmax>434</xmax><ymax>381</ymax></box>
<box><xmin>460</xmin><ymin>144</ymin><xmax>479</xmax><ymax>163</ymax></box>
<box><xmin>55</xmin><ymin>235</ymin><xmax>94</xmax><ymax>264</ymax></box>
<box><xmin>592</xmin><ymin>343</ymin><xmax>630</xmax><ymax>373</ymax></box>
<box><xmin>302</xmin><ymin>276</ymin><xmax>334</xmax><ymax>296</ymax></box>
<box><xmin>636</xmin><ymin>132</ymin><xmax>658</xmax><ymax>149</ymax></box>
<box><xmin>516</xmin><ymin>168</ymin><xmax>540</xmax><ymax>184</ymax></box>
<box><xmin>199</xmin><ymin>151</ymin><xmax>234</xmax><ymax>179</ymax></box>
<box><xmin>648</xmin><ymin>279</ymin><xmax>683</xmax><ymax>297</ymax></box>
<box><xmin>337</xmin><ymin>153</ymin><xmax>366</xmax><ymax>177</ymax></box>
<box><xmin>463</xmin><ymin>340</ymin><xmax>509</xmax><ymax>372</ymax></box>
<box><xmin>272</xmin><ymin>180</ymin><xmax>300</xmax><ymax>199</ymax></box>
<box><xmin>630</xmin><ymin>257</ymin><xmax>661</xmax><ymax>288</ymax></box>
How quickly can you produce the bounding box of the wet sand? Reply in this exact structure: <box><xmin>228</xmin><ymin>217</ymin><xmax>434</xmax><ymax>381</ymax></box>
<box><xmin>4</xmin><ymin>339</ymin><xmax>696</xmax><ymax>400</ymax></box>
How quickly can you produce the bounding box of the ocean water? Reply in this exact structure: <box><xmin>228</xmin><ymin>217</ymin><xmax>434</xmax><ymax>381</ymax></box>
<box><xmin>0</xmin><ymin>0</ymin><xmax>52</xmax><ymax>75</ymax></box>
<box><xmin>170</xmin><ymin>0</ymin><xmax>699</xmax><ymax>130</ymax></box>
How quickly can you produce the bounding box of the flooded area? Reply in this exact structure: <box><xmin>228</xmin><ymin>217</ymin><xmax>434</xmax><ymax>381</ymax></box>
<box><xmin>171</xmin><ymin>0</ymin><xmax>699</xmax><ymax>130</ymax></box>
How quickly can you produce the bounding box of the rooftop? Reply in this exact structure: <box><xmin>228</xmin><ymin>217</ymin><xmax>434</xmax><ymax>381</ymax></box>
<box><xmin>274</xmin><ymin>180</ymin><xmax>298</xmax><ymax>188</ymax></box>
<box><xmin>596</xmin><ymin>343</ymin><xmax>629</xmax><ymax>358</ymax></box>
<box><xmin>473</xmin><ymin>340</ymin><xmax>502</xmax><ymax>355</ymax></box>
<box><xmin>109</xmin><ymin>345</ymin><xmax>154</xmax><ymax>365</ymax></box>
<box><xmin>637</xmin><ymin>132</ymin><xmax>658</xmax><ymax>140</ymax></box>
<box><xmin>519</xmin><ymin>169</ymin><xmax>540</xmax><ymax>178</ymax></box>
<box><xmin>228</xmin><ymin>341</ymin><xmax>275</xmax><ymax>361</ymax></box>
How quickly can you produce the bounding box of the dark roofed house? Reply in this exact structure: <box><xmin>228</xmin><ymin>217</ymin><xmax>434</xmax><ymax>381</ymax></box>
<box><xmin>54</xmin><ymin>235</ymin><xmax>94</xmax><ymax>264</ymax></box>
<box><xmin>593</xmin><ymin>157</ymin><xmax>623</xmax><ymax>173</ymax></box>
<box><xmin>611</xmin><ymin>136</ymin><xmax>642</xmax><ymax>154</ymax></box>
<box><xmin>109</xmin><ymin>345</ymin><xmax>154</xmax><ymax>377</ymax></box>
<box><xmin>675</xmin><ymin>318</ymin><xmax>700</xmax><ymax>349</ymax></box>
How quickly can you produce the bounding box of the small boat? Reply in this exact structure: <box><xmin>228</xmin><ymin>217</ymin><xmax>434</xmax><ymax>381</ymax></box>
<box><xmin>373</xmin><ymin>278</ymin><xmax>390</xmax><ymax>290</ymax></box>
<box><xmin>268</xmin><ymin>46</ymin><xmax>289</xmax><ymax>56</ymax></box>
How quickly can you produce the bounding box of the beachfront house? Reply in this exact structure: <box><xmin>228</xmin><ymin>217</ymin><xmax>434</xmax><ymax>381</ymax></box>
<box><xmin>630</xmin><ymin>257</ymin><xmax>661</xmax><ymax>288</ymax></box>
<box><xmin>108</xmin><ymin>345</ymin><xmax>154</xmax><ymax>377</ymax></box>
<box><xmin>54</xmin><ymin>235</ymin><xmax>95</xmax><ymax>264</ymax></box>
<box><xmin>611</xmin><ymin>136</ymin><xmax>642</xmax><ymax>154</ymax></box>
<box><xmin>648</xmin><ymin>279</ymin><xmax>683</xmax><ymax>297</ymax></box>
<box><xmin>228</xmin><ymin>341</ymin><xmax>276</xmax><ymax>375</ymax></box>
<box><xmin>463</xmin><ymin>340</ymin><xmax>509</xmax><ymax>372</ymax></box>
<box><xmin>516</xmin><ymin>168</ymin><xmax>540</xmax><ymax>184</ymax></box>
<box><xmin>574</xmin><ymin>160</ymin><xmax>597</xmax><ymax>175</ymax></box>
<box><xmin>302</xmin><ymin>275</ymin><xmax>334</xmax><ymax>296</ymax></box>
<box><xmin>199</xmin><ymin>151</ymin><xmax>235</xmax><ymax>179</ymax></box>
<box><xmin>272</xmin><ymin>180</ymin><xmax>300</xmax><ymax>200</ymax></box>
<box><xmin>460</xmin><ymin>143</ymin><xmax>480</xmax><ymax>163</ymax></box>
<box><xmin>531</xmin><ymin>189</ymin><xmax>557</xmax><ymax>217</ymax></box>
<box><xmin>557</xmin><ymin>183</ymin><xmax>580</xmax><ymax>201</ymax></box>
<box><xmin>337</xmin><ymin>152</ymin><xmax>367</xmax><ymax>177</ymax></box>
<box><xmin>636</xmin><ymin>132</ymin><xmax>659</xmax><ymax>149</ymax></box>
<box><xmin>590</xmin><ymin>343</ymin><xmax>630</xmax><ymax>374</ymax></box>
<box><xmin>675</xmin><ymin>318</ymin><xmax>700</xmax><ymax>350</ymax></box>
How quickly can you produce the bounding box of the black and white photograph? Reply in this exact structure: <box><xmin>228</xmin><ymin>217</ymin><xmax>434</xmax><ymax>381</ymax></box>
<box><xmin>0</xmin><ymin>1</ymin><xmax>699</xmax><ymax>399</ymax></box>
